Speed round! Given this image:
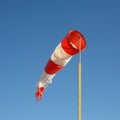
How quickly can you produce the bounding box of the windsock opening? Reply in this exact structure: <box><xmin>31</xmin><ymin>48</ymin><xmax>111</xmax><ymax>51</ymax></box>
<box><xmin>67</xmin><ymin>30</ymin><xmax>86</xmax><ymax>51</ymax></box>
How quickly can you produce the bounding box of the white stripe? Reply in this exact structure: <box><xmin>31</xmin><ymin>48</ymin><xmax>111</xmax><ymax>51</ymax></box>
<box><xmin>37</xmin><ymin>71</ymin><xmax>55</xmax><ymax>88</ymax></box>
<box><xmin>51</xmin><ymin>43</ymin><xmax>72</xmax><ymax>66</ymax></box>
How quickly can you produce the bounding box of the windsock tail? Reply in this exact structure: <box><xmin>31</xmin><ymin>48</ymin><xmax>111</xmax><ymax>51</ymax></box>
<box><xmin>35</xmin><ymin>87</ymin><xmax>45</xmax><ymax>100</ymax></box>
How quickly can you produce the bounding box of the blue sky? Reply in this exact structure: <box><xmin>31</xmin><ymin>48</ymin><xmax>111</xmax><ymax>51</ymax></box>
<box><xmin>0</xmin><ymin>0</ymin><xmax>120</xmax><ymax>120</ymax></box>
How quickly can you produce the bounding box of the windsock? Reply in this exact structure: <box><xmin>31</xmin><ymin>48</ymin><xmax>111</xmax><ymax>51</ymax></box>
<box><xmin>35</xmin><ymin>30</ymin><xmax>86</xmax><ymax>100</ymax></box>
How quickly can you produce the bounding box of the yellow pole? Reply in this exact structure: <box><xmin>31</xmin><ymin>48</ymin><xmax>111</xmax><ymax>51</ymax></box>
<box><xmin>78</xmin><ymin>62</ymin><xmax>81</xmax><ymax>120</ymax></box>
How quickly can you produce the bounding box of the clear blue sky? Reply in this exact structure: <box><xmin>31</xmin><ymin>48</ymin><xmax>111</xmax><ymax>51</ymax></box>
<box><xmin>0</xmin><ymin>0</ymin><xmax>120</xmax><ymax>120</ymax></box>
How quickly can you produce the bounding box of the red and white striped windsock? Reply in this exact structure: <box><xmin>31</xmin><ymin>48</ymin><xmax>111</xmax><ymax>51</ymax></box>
<box><xmin>35</xmin><ymin>29</ymin><xmax>86</xmax><ymax>100</ymax></box>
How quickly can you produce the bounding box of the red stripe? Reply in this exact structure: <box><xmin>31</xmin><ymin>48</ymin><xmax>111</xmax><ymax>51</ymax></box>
<box><xmin>45</xmin><ymin>59</ymin><xmax>63</xmax><ymax>74</ymax></box>
<box><xmin>61</xmin><ymin>37</ymin><xmax>79</xmax><ymax>55</ymax></box>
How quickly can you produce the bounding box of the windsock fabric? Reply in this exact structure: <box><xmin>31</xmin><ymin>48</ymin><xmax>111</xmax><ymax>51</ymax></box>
<box><xmin>37</xmin><ymin>30</ymin><xmax>86</xmax><ymax>88</ymax></box>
